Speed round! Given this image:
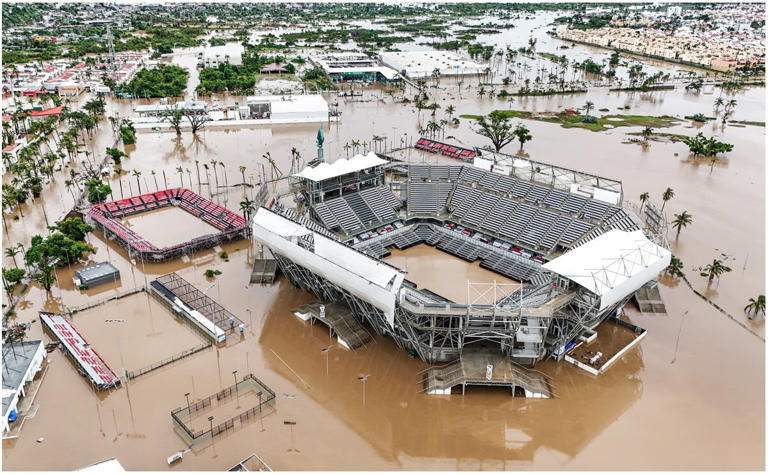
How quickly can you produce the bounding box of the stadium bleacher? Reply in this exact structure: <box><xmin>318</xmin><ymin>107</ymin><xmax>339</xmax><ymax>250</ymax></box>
<box><xmin>87</xmin><ymin>188</ymin><xmax>248</xmax><ymax>261</ymax></box>
<box><xmin>415</xmin><ymin>138</ymin><xmax>477</xmax><ymax>161</ymax></box>
<box><xmin>311</xmin><ymin>185</ymin><xmax>400</xmax><ymax>235</ymax></box>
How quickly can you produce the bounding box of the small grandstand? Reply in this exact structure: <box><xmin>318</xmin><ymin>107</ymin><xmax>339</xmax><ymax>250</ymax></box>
<box><xmin>87</xmin><ymin>188</ymin><xmax>248</xmax><ymax>262</ymax></box>
<box><xmin>259</xmin><ymin>149</ymin><xmax>670</xmax><ymax>371</ymax></box>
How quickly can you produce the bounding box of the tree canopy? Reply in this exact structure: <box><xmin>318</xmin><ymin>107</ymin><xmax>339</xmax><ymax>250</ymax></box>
<box><xmin>122</xmin><ymin>64</ymin><xmax>188</xmax><ymax>98</ymax></box>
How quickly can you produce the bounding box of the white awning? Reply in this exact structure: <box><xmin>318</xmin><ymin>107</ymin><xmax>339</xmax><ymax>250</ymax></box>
<box><xmin>293</xmin><ymin>152</ymin><xmax>387</xmax><ymax>182</ymax></box>
<box><xmin>543</xmin><ymin>229</ymin><xmax>671</xmax><ymax>310</ymax></box>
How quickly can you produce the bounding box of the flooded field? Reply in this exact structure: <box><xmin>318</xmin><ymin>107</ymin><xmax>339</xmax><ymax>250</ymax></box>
<box><xmin>122</xmin><ymin>206</ymin><xmax>220</xmax><ymax>248</ymax></box>
<box><xmin>384</xmin><ymin>244</ymin><xmax>520</xmax><ymax>303</ymax></box>
<box><xmin>2</xmin><ymin>11</ymin><xmax>765</xmax><ymax>472</ymax></box>
<box><xmin>72</xmin><ymin>293</ymin><xmax>207</xmax><ymax>373</ymax></box>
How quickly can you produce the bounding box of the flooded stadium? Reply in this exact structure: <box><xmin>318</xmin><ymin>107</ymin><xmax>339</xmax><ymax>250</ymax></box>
<box><xmin>2</xmin><ymin>5</ymin><xmax>765</xmax><ymax>472</ymax></box>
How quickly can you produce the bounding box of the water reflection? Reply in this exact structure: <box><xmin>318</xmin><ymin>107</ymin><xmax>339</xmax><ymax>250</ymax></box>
<box><xmin>258</xmin><ymin>281</ymin><xmax>643</xmax><ymax>465</ymax></box>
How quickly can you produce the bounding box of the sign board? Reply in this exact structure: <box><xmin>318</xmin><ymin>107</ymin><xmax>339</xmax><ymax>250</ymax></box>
<box><xmin>486</xmin><ymin>364</ymin><xmax>493</xmax><ymax>380</ymax></box>
<box><xmin>40</xmin><ymin>312</ymin><xmax>119</xmax><ymax>389</ymax></box>
<box><xmin>319</xmin><ymin>305</ymin><xmax>326</xmax><ymax>318</ymax></box>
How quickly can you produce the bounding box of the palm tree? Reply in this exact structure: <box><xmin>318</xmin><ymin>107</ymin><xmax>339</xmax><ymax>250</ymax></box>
<box><xmin>583</xmin><ymin>101</ymin><xmax>594</xmax><ymax>116</ymax></box>
<box><xmin>641</xmin><ymin>127</ymin><xmax>653</xmax><ymax>143</ymax></box>
<box><xmin>665</xmin><ymin>255</ymin><xmax>684</xmax><ymax>278</ymax></box>
<box><xmin>210</xmin><ymin>159</ymin><xmax>219</xmax><ymax>188</ymax></box>
<box><xmin>713</xmin><ymin>97</ymin><xmax>724</xmax><ymax>111</ymax></box>
<box><xmin>699</xmin><ymin>258</ymin><xmax>732</xmax><ymax>284</ymax></box>
<box><xmin>219</xmin><ymin>162</ymin><xmax>228</xmax><ymax>187</ymax></box>
<box><xmin>239</xmin><ymin>197</ymin><xmax>255</xmax><ymax>222</ymax></box>
<box><xmin>661</xmin><ymin>187</ymin><xmax>674</xmax><ymax>212</ymax></box>
<box><xmin>639</xmin><ymin>192</ymin><xmax>650</xmax><ymax>211</ymax></box>
<box><xmin>151</xmin><ymin>170</ymin><xmax>159</xmax><ymax>191</ymax></box>
<box><xmin>743</xmin><ymin>295</ymin><xmax>765</xmax><ymax>319</ymax></box>
<box><xmin>445</xmin><ymin>104</ymin><xmax>456</xmax><ymax>120</ymax></box>
<box><xmin>671</xmin><ymin>211</ymin><xmax>693</xmax><ymax>238</ymax></box>
<box><xmin>239</xmin><ymin>165</ymin><xmax>247</xmax><ymax>186</ymax></box>
<box><xmin>132</xmin><ymin>170</ymin><xmax>142</xmax><ymax>194</ymax></box>
<box><xmin>176</xmin><ymin>166</ymin><xmax>184</xmax><ymax>187</ymax></box>
<box><xmin>5</xmin><ymin>246</ymin><xmax>19</xmax><ymax>267</ymax></box>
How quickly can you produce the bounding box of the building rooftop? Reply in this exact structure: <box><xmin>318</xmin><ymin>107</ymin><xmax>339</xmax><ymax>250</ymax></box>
<box><xmin>379</xmin><ymin>51</ymin><xmax>487</xmax><ymax>77</ymax></box>
<box><xmin>2</xmin><ymin>340</ymin><xmax>44</xmax><ymax>417</ymax></box>
<box><xmin>246</xmin><ymin>94</ymin><xmax>329</xmax><ymax>115</ymax></box>
<box><xmin>73</xmin><ymin>261</ymin><xmax>120</xmax><ymax>284</ymax></box>
<box><xmin>293</xmin><ymin>152</ymin><xmax>387</xmax><ymax>182</ymax></box>
<box><xmin>543</xmin><ymin>229</ymin><xmax>671</xmax><ymax>310</ymax></box>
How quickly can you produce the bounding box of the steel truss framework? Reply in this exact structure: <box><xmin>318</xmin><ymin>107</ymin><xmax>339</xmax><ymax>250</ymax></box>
<box><xmin>263</xmin><ymin>159</ymin><xmax>669</xmax><ymax>366</ymax></box>
<box><xmin>153</xmin><ymin>272</ymin><xmax>244</xmax><ymax>332</ymax></box>
<box><xmin>270</xmin><ymin>215</ymin><xmax>635</xmax><ymax>366</ymax></box>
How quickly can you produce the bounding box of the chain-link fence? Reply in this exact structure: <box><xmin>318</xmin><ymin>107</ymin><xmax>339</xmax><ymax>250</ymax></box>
<box><xmin>170</xmin><ymin>374</ymin><xmax>276</xmax><ymax>444</ymax></box>
<box><xmin>126</xmin><ymin>342</ymin><xmax>211</xmax><ymax>380</ymax></box>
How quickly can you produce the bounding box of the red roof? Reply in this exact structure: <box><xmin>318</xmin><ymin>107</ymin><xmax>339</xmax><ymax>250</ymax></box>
<box><xmin>30</xmin><ymin>106</ymin><xmax>63</xmax><ymax>117</ymax></box>
<box><xmin>3</xmin><ymin>144</ymin><xmax>20</xmax><ymax>152</ymax></box>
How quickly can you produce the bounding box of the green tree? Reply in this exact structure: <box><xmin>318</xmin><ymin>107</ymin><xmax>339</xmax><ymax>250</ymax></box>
<box><xmin>239</xmin><ymin>197</ymin><xmax>255</xmax><ymax>222</ymax></box>
<box><xmin>641</xmin><ymin>127</ymin><xmax>653</xmax><ymax>143</ymax></box>
<box><xmin>699</xmin><ymin>258</ymin><xmax>732</xmax><ymax>284</ymax></box>
<box><xmin>49</xmin><ymin>217</ymin><xmax>93</xmax><ymax>242</ymax></box>
<box><xmin>513</xmin><ymin>124</ymin><xmax>532</xmax><ymax>149</ymax></box>
<box><xmin>661</xmin><ymin>187</ymin><xmax>674</xmax><ymax>213</ymax></box>
<box><xmin>743</xmin><ymin>295</ymin><xmax>765</xmax><ymax>319</ymax></box>
<box><xmin>681</xmin><ymin>132</ymin><xmax>734</xmax><ymax>158</ymax></box>
<box><xmin>106</xmin><ymin>147</ymin><xmax>127</xmax><ymax>166</ymax></box>
<box><xmin>473</xmin><ymin>111</ymin><xmax>517</xmax><ymax>152</ymax></box>
<box><xmin>671</xmin><ymin>211</ymin><xmax>693</xmax><ymax>238</ymax></box>
<box><xmin>639</xmin><ymin>192</ymin><xmax>650</xmax><ymax>211</ymax></box>
<box><xmin>84</xmin><ymin>179</ymin><xmax>111</xmax><ymax>203</ymax></box>
<box><xmin>666</xmin><ymin>255</ymin><xmax>684</xmax><ymax>278</ymax></box>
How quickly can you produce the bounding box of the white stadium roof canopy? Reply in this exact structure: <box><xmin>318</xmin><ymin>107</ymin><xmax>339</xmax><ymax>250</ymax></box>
<box><xmin>293</xmin><ymin>152</ymin><xmax>388</xmax><ymax>182</ymax></box>
<box><xmin>543</xmin><ymin>229</ymin><xmax>671</xmax><ymax>310</ymax></box>
<box><xmin>251</xmin><ymin>208</ymin><xmax>405</xmax><ymax>326</ymax></box>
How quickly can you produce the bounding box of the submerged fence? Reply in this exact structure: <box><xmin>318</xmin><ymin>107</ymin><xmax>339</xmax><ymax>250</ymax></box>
<box><xmin>170</xmin><ymin>374</ymin><xmax>276</xmax><ymax>443</ymax></box>
<box><xmin>126</xmin><ymin>341</ymin><xmax>212</xmax><ymax>380</ymax></box>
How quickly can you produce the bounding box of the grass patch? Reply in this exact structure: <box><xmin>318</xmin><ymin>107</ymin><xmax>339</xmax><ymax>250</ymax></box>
<box><xmin>729</xmin><ymin>120</ymin><xmax>765</xmax><ymax>127</ymax></box>
<box><xmin>462</xmin><ymin>110</ymin><xmax>681</xmax><ymax>132</ymax></box>
<box><xmin>626</xmin><ymin>131</ymin><xmax>689</xmax><ymax>141</ymax></box>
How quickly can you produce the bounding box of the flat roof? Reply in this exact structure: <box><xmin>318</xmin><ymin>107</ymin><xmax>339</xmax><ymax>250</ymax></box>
<box><xmin>74</xmin><ymin>262</ymin><xmax>120</xmax><ymax>283</ymax></box>
<box><xmin>293</xmin><ymin>152</ymin><xmax>387</xmax><ymax>182</ymax></box>
<box><xmin>543</xmin><ymin>229</ymin><xmax>671</xmax><ymax>310</ymax></box>
<box><xmin>2</xmin><ymin>340</ymin><xmax>44</xmax><ymax>416</ymax></box>
<box><xmin>379</xmin><ymin>51</ymin><xmax>487</xmax><ymax>77</ymax></box>
<box><xmin>324</xmin><ymin>66</ymin><xmax>399</xmax><ymax>80</ymax></box>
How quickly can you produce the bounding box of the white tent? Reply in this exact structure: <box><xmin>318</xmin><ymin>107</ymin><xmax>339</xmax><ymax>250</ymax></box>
<box><xmin>292</xmin><ymin>152</ymin><xmax>387</xmax><ymax>182</ymax></box>
<box><xmin>543</xmin><ymin>229</ymin><xmax>671</xmax><ymax>310</ymax></box>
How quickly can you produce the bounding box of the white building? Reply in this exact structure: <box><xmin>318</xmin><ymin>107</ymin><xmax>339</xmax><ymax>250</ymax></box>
<box><xmin>244</xmin><ymin>94</ymin><xmax>329</xmax><ymax>122</ymax></box>
<box><xmin>2</xmin><ymin>340</ymin><xmax>46</xmax><ymax>435</ymax></box>
<box><xmin>312</xmin><ymin>53</ymin><xmax>399</xmax><ymax>83</ymax></box>
<box><xmin>379</xmin><ymin>51</ymin><xmax>487</xmax><ymax>78</ymax></box>
<box><xmin>202</xmin><ymin>44</ymin><xmax>244</xmax><ymax>68</ymax></box>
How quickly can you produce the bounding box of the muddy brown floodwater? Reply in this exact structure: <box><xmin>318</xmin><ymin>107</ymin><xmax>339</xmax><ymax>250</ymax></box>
<box><xmin>121</xmin><ymin>206</ymin><xmax>220</xmax><ymax>249</ymax></box>
<box><xmin>384</xmin><ymin>244</ymin><xmax>521</xmax><ymax>303</ymax></box>
<box><xmin>2</xmin><ymin>54</ymin><xmax>765</xmax><ymax>471</ymax></box>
